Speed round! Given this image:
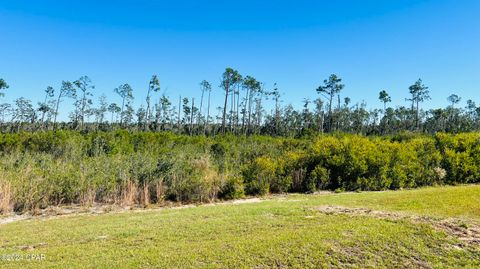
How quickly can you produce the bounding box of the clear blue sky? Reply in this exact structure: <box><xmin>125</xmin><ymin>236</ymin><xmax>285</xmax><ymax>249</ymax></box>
<box><xmin>1</xmin><ymin>0</ymin><xmax>479</xmax><ymax>119</ymax></box>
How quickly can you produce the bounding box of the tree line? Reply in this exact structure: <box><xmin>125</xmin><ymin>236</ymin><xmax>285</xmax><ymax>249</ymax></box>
<box><xmin>0</xmin><ymin>69</ymin><xmax>478</xmax><ymax>136</ymax></box>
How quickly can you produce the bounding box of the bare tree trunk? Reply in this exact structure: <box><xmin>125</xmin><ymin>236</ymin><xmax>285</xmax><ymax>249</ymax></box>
<box><xmin>190</xmin><ymin>98</ymin><xmax>194</xmax><ymax>135</ymax></box>
<box><xmin>40</xmin><ymin>92</ymin><xmax>48</xmax><ymax>130</ymax></box>
<box><xmin>205</xmin><ymin>89</ymin><xmax>211</xmax><ymax>135</ymax></box>
<box><xmin>145</xmin><ymin>98</ymin><xmax>150</xmax><ymax>131</ymax></box>
<box><xmin>247</xmin><ymin>89</ymin><xmax>253</xmax><ymax>135</ymax></box>
<box><xmin>320</xmin><ymin>111</ymin><xmax>324</xmax><ymax>133</ymax></box>
<box><xmin>242</xmin><ymin>87</ymin><xmax>249</xmax><ymax>134</ymax></box>
<box><xmin>221</xmin><ymin>82</ymin><xmax>229</xmax><ymax>134</ymax></box>
<box><xmin>53</xmin><ymin>94</ymin><xmax>62</xmax><ymax>130</ymax></box>
<box><xmin>236</xmin><ymin>86</ymin><xmax>240</xmax><ymax>134</ymax></box>
<box><xmin>274</xmin><ymin>96</ymin><xmax>280</xmax><ymax>135</ymax></box>
<box><xmin>336</xmin><ymin>95</ymin><xmax>340</xmax><ymax>131</ymax></box>
<box><xmin>230</xmin><ymin>88</ymin><xmax>234</xmax><ymax>132</ymax></box>
<box><xmin>257</xmin><ymin>92</ymin><xmax>264</xmax><ymax>134</ymax></box>
<box><xmin>328</xmin><ymin>92</ymin><xmax>333</xmax><ymax>132</ymax></box>
<box><xmin>177</xmin><ymin>95</ymin><xmax>182</xmax><ymax>133</ymax></box>
<box><xmin>198</xmin><ymin>88</ymin><xmax>204</xmax><ymax>127</ymax></box>
<box><xmin>416</xmin><ymin>101</ymin><xmax>420</xmax><ymax>130</ymax></box>
<box><xmin>120</xmin><ymin>97</ymin><xmax>125</xmax><ymax>127</ymax></box>
<box><xmin>80</xmin><ymin>91</ymin><xmax>86</xmax><ymax>130</ymax></box>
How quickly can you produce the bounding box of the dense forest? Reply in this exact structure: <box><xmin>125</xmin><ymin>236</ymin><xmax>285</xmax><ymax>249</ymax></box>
<box><xmin>0</xmin><ymin>68</ymin><xmax>479</xmax><ymax>135</ymax></box>
<box><xmin>1</xmin><ymin>71</ymin><xmax>480</xmax><ymax>214</ymax></box>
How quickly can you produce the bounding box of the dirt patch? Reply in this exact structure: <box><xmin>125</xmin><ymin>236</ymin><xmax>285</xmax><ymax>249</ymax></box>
<box><xmin>0</xmin><ymin>198</ymin><xmax>265</xmax><ymax>226</ymax></box>
<box><xmin>17</xmin><ymin>242</ymin><xmax>48</xmax><ymax>251</ymax></box>
<box><xmin>0</xmin><ymin>214</ymin><xmax>29</xmax><ymax>225</ymax></box>
<box><xmin>230</xmin><ymin>198</ymin><xmax>262</xmax><ymax>204</ymax></box>
<box><xmin>316</xmin><ymin>205</ymin><xmax>480</xmax><ymax>248</ymax></box>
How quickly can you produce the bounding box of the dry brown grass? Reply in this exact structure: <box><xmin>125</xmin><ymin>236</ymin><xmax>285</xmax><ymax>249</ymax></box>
<box><xmin>0</xmin><ymin>181</ymin><xmax>13</xmax><ymax>214</ymax></box>
<box><xmin>191</xmin><ymin>156</ymin><xmax>220</xmax><ymax>202</ymax></box>
<box><xmin>80</xmin><ymin>188</ymin><xmax>96</xmax><ymax>207</ymax></box>
<box><xmin>316</xmin><ymin>205</ymin><xmax>480</xmax><ymax>248</ymax></box>
<box><xmin>120</xmin><ymin>181</ymin><xmax>138</xmax><ymax>206</ymax></box>
<box><xmin>140</xmin><ymin>183</ymin><xmax>150</xmax><ymax>206</ymax></box>
<box><xmin>154</xmin><ymin>180</ymin><xmax>166</xmax><ymax>203</ymax></box>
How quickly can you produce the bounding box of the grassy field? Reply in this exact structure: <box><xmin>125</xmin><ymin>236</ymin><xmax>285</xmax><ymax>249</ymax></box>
<box><xmin>1</xmin><ymin>185</ymin><xmax>479</xmax><ymax>268</ymax></box>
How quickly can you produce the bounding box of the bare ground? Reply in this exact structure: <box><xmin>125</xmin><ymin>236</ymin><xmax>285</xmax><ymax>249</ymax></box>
<box><xmin>0</xmin><ymin>197</ymin><xmax>265</xmax><ymax>226</ymax></box>
<box><xmin>316</xmin><ymin>205</ymin><xmax>480</xmax><ymax>248</ymax></box>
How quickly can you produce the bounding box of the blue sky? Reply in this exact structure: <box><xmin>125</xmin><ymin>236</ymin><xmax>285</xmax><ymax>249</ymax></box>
<box><xmin>0</xmin><ymin>0</ymin><xmax>479</xmax><ymax>119</ymax></box>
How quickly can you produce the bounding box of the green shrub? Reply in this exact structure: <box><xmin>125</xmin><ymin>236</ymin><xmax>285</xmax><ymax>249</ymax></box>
<box><xmin>310</xmin><ymin>165</ymin><xmax>330</xmax><ymax>191</ymax></box>
<box><xmin>219</xmin><ymin>176</ymin><xmax>245</xmax><ymax>200</ymax></box>
<box><xmin>243</xmin><ymin>156</ymin><xmax>275</xmax><ymax>195</ymax></box>
<box><xmin>436</xmin><ymin>132</ymin><xmax>480</xmax><ymax>184</ymax></box>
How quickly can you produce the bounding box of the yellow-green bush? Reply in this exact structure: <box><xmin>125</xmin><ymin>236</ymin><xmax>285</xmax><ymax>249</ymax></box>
<box><xmin>436</xmin><ymin>132</ymin><xmax>480</xmax><ymax>184</ymax></box>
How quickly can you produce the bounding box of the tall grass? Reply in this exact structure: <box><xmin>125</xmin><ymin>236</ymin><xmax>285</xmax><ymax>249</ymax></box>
<box><xmin>0</xmin><ymin>180</ymin><xmax>13</xmax><ymax>214</ymax></box>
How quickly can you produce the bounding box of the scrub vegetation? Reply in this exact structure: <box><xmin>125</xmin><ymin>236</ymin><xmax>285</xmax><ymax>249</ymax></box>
<box><xmin>0</xmin><ymin>131</ymin><xmax>479</xmax><ymax>213</ymax></box>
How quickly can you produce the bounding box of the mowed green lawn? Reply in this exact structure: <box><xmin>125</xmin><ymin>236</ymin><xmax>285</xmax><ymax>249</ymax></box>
<box><xmin>1</xmin><ymin>185</ymin><xmax>480</xmax><ymax>268</ymax></box>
